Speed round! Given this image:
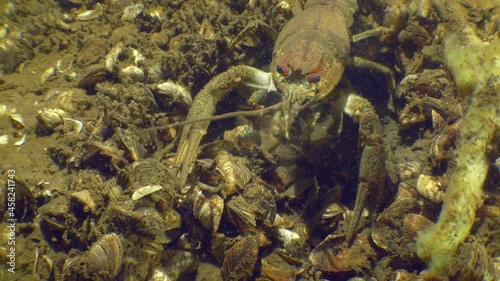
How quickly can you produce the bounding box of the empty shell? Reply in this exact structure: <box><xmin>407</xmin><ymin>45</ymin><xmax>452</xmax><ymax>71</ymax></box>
<box><xmin>56</xmin><ymin>54</ymin><xmax>74</xmax><ymax>73</ymax></box>
<box><xmin>155</xmin><ymin>81</ymin><xmax>192</xmax><ymax>111</ymax></box>
<box><xmin>76</xmin><ymin>4</ymin><xmax>103</xmax><ymax>21</ymax></box>
<box><xmin>132</xmin><ymin>185</ymin><xmax>163</xmax><ymax>200</ymax></box>
<box><xmin>9</xmin><ymin>113</ymin><xmax>25</xmax><ymax>129</ymax></box>
<box><xmin>121</xmin><ymin>65</ymin><xmax>144</xmax><ymax>81</ymax></box>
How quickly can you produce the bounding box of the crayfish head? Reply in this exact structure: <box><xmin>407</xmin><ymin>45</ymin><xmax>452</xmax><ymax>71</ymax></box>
<box><xmin>270</xmin><ymin>31</ymin><xmax>347</xmax><ymax>139</ymax></box>
<box><xmin>272</xmin><ymin>31</ymin><xmax>346</xmax><ymax>99</ymax></box>
<box><xmin>269</xmin><ymin>70</ymin><xmax>320</xmax><ymax>141</ymax></box>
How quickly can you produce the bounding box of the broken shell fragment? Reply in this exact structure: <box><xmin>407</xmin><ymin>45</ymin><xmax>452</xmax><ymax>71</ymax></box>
<box><xmin>131</xmin><ymin>48</ymin><xmax>145</xmax><ymax>66</ymax></box>
<box><xmin>0</xmin><ymin>135</ymin><xmax>8</xmax><ymax>145</ymax></box>
<box><xmin>416</xmin><ymin>174</ymin><xmax>445</xmax><ymax>203</ymax></box>
<box><xmin>63</xmin><ymin>117</ymin><xmax>84</xmax><ymax>136</ymax></box>
<box><xmin>149</xmin><ymin>7</ymin><xmax>163</xmax><ymax>20</ymax></box>
<box><xmin>193</xmin><ymin>191</ymin><xmax>223</xmax><ymax>233</ymax></box>
<box><xmin>9</xmin><ymin>113</ymin><xmax>25</xmax><ymax>129</ymax></box>
<box><xmin>76</xmin><ymin>10</ymin><xmax>101</xmax><ymax>21</ymax></box>
<box><xmin>13</xmin><ymin>134</ymin><xmax>26</xmax><ymax>146</ymax></box>
<box><xmin>0</xmin><ymin>104</ymin><xmax>10</xmax><ymax>116</ymax></box>
<box><xmin>76</xmin><ymin>4</ymin><xmax>103</xmax><ymax>21</ymax></box>
<box><xmin>132</xmin><ymin>185</ymin><xmax>163</xmax><ymax>200</ymax></box>
<box><xmin>121</xmin><ymin>65</ymin><xmax>144</xmax><ymax>81</ymax></box>
<box><xmin>105</xmin><ymin>43</ymin><xmax>123</xmax><ymax>73</ymax></box>
<box><xmin>199</xmin><ymin>18</ymin><xmax>215</xmax><ymax>40</ymax></box>
<box><xmin>121</xmin><ymin>4</ymin><xmax>144</xmax><ymax>22</ymax></box>
<box><xmin>40</xmin><ymin>67</ymin><xmax>56</xmax><ymax>84</ymax></box>
<box><xmin>35</xmin><ymin>253</ymin><xmax>54</xmax><ymax>280</ymax></box>
<box><xmin>54</xmin><ymin>17</ymin><xmax>72</xmax><ymax>32</ymax></box>
<box><xmin>56</xmin><ymin>54</ymin><xmax>74</xmax><ymax>73</ymax></box>
<box><xmin>127</xmin><ymin>158</ymin><xmax>175</xmax><ymax>209</ymax></box>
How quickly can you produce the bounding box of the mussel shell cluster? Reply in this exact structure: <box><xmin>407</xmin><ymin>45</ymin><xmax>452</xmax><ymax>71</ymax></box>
<box><xmin>0</xmin><ymin>24</ymin><xmax>33</xmax><ymax>73</ymax></box>
<box><xmin>225</xmin><ymin>183</ymin><xmax>277</xmax><ymax>231</ymax></box>
<box><xmin>370</xmin><ymin>197</ymin><xmax>433</xmax><ymax>255</ymax></box>
<box><xmin>127</xmin><ymin>158</ymin><xmax>175</xmax><ymax>209</ymax></box>
<box><xmin>62</xmin><ymin>233</ymin><xmax>123</xmax><ymax>280</ymax></box>
<box><xmin>2</xmin><ymin>0</ymin><xmax>498</xmax><ymax>280</ymax></box>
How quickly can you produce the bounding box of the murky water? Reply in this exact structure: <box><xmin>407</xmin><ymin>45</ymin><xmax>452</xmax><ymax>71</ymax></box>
<box><xmin>0</xmin><ymin>0</ymin><xmax>498</xmax><ymax>280</ymax></box>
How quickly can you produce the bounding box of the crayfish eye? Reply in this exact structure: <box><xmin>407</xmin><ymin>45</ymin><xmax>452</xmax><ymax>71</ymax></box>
<box><xmin>307</xmin><ymin>73</ymin><xmax>321</xmax><ymax>83</ymax></box>
<box><xmin>276</xmin><ymin>64</ymin><xmax>291</xmax><ymax>76</ymax></box>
